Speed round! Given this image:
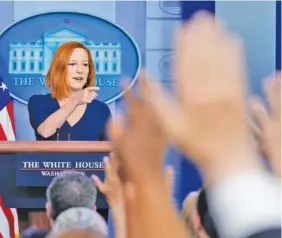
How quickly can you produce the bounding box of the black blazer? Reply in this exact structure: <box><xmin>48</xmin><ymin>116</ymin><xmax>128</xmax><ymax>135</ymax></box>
<box><xmin>248</xmin><ymin>228</ymin><xmax>281</xmax><ymax>238</ymax></box>
<box><xmin>20</xmin><ymin>227</ymin><xmax>49</xmax><ymax>238</ymax></box>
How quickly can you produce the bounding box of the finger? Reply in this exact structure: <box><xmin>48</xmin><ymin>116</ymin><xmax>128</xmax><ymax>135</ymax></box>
<box><xmin>249</xmin><ymin>97</ymin><xmax>269</xmax><ymax>128</ymax></box>
<box><xmin>84</xmin><ymin>97</ymin><xmax>93</xmax><ymax>102</ymax></box>
<box><xmin>138</xmin><ymin>70</ymin><xmax>168</xmax><ymax>128</ymax></box>
<box><xmin>120</xmin><ymin>78</ymin><xmax>139</xmax><ymax>125</ymax></box>
<box><xmin>263</xmin><ymin>71</ymin><xmax>281</xmax><ymax>116</ymax></box>
<box><xmin>85</xmin><ymin>95</ymin><xmax>96</xmax><ymax>102</ymax></box>
<box><xmin>263</xmin><ymin>72</ymin><xmax>280</xmax><ymax>97</ymax></box>
<box><xmin>86</xmin><ymin>86</ymin><xmax>100</xmax><ymax>91</ymax></box>
<box><xmin>104</xmin><ymin>155</ymin><xmax>115</xmax><ymax>182</ymax></box>
<box><xmin>106</xmin><ymin>114</ymin><xmax>129</xmax><ymax>182</ymax></box>
<box><xmin>109</xmin><ymin>151</ymin><xmax>120</xmax><ymax>172</ymax></box>
<box><xmin>138</xmin><ymin>69</ymin><xmax>155</xmax><ymax>100</ymax></box>
<box><xmin>83</xmin><ymin>98</ymin><xmax>93</xmax><ymax>103</ymax></box>
<box><xmin>88</xmin><ymin>90</ymin><xmax>98</xmax><ymax>96</ymax></box>
<box><xmin>139</xmin><ymin>74</ymin><xmax>186</xmax><ymax>145</ymax></box>
<box><xmin>84</xmin><ymin>99</ymin><xmax>93</xmax><ymax>104</ymax></box>
<box><xmin>124</xmin><ymin>182</ymin><xmax>142</xmax><ymax>238</ymax></box>
<box><xmin>86</xmin><ymin>92</ymin><xmax>98</xmax><ymax>98</ymax></box>
<box><xmin>91</xmin><ymin>175</ymin><xmax>105</xmax><ymax>194</ymax></box>
<box><xmin>164</xmin><ymin>166</ymin><xmax>174</xmax><ymax>196</ymax></box>
<box><xmin>107</xmin><ymin>114</ymin><xmax>125</xmax><ymax>143</ymax></box>
<box><xmin>86</xmin><ymin>91</ymin><xmax>98</xmax><ymax>98</ymax></box>
<box><xmin>263</xmin><ymin>74</ymin><xmax>274</xmax><ymax>107</ymax></box>
<box><xmin>173</xmin><ymin>23</ymin><xmax>200</xmax><ymax>103</ymax></box>
<box><xmin>247</xmin><ymin>116</ymin><xmax>261</xmax><ymax>138</ymax></box>
<box><xmin>120</xmin><ymin>78</ymin><xmax>135</xmax><ymax>103</ymax></box>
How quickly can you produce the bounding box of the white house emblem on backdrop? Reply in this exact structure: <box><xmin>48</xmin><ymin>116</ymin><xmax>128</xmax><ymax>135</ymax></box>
<box><xmin>8</xmin><ymin>27</ymin><xmax>121</xmax><ymax>76</ymax></box>
<box><xmin>0</xmin><ymin>12</ymin><xmax>141</xmax><ymax>104</ymax></box>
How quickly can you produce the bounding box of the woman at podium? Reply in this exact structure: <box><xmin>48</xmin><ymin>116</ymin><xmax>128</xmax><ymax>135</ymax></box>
<box><xmin>28</xmin><ymin>41</ymin><xmax>111</xmax><ymax>141</ymax></box>
<box><xmin>23</xmin><ymin>41</ymin><xmax>111</xmax><ymax>231</ymax></box>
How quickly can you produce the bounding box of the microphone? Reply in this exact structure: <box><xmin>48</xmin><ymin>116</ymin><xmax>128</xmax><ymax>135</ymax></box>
<box><xmin>56</xmin><ymin>128</ymin><xmax>60</xmax><ymax>141</ymax></box>
<box><xmin>67</xmin><ymin>128</ymin><xmax>71</xmax><ymax>141</ymax></box>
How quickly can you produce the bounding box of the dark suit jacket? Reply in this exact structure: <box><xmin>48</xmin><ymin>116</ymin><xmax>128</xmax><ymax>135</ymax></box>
<box><xmin>20</xmin><ymin>227</ymin><xmax>49</xmax><ymax>238</ymax></box>
<box><xmin>248</xmin><ymin>228</ymin><xmax>281</xmax><ymax>238</ymax></box>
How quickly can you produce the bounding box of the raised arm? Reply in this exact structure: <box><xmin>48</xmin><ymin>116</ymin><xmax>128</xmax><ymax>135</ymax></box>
<box><xmin>28</xmin><ymin>87</ymin><xmax>98</xmax><ymax>138</ymax></box>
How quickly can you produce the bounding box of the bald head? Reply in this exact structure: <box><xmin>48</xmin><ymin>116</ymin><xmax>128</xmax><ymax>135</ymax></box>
<box><xmin>49</xmin><ymin>207</ymin><xmax>107</xmax><ymax>237</ymax></box>
<box><xmin>181</xmin><ymin>191</ymin><xmax>201</xmax><ymax>237</ymax></box>
<box><xmin>49</xmin><ymin>228</ymin><xmax>107</xmax><ymax>238</ymax></box>
<box><xmin>182</xmin><ymin>191</ymin><xmax>199</xmax><ymax>216</ymax></box>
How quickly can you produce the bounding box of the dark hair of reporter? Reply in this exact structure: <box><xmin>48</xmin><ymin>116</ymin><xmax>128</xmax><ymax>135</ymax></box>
<box><xmin>197</xmin><ymin>189</ymin><xmax>219</xmax><ymax>238</ymax></box>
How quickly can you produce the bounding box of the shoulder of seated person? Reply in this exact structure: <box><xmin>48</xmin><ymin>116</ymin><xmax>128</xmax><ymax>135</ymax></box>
<box><xmin>20</xmin><ymin>227</ymin><xmax>49</xmax><ymax>238</ymax></box>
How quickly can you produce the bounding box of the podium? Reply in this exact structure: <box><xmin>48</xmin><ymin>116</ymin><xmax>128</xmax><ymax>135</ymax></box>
<box><xmin>0</xmin><ymin>141</ymin><xmax>112</xmax><ymax>210</ymax></box>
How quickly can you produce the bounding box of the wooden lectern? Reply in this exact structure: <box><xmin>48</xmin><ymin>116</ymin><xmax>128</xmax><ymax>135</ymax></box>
<box><xmin>0</xmin><ymin>141</ymin><xmax>112</xmax><ymax>153</ymax></box>
<box><xmin>0</xmin><ymin>141</ymin><xmax>112</xmax><ymax>230</ymax></box>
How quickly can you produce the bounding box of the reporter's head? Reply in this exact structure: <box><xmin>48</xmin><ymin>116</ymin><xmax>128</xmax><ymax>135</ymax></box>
<box><xmin>46</xmin><ymin>41</ymin><xmax>95</xmax><ymax>100</ymax></box>
<box><xmin>46</xmin><ymin>171</ymin><xmax>97</xmax><ymax>222</ymax></box>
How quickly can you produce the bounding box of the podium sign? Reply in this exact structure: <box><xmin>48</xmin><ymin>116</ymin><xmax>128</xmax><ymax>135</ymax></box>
<box><xmin>16</xmin><ymin>153</ymin><xmax>106</xmax><ymax>187</ymax></box>
<box><xmin>0</xmin><ymin>141</ymin><xmax>111</xmax><ymax>209</ymax></box>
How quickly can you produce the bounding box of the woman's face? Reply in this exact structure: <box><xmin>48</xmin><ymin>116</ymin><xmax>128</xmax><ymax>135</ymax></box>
<box><xmin>67</xmin><ymin>48</ymin><xmax>90</xmax><ymax>91</ymax></box>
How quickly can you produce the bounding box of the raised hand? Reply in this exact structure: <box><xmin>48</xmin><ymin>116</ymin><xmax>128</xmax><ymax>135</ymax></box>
<box><xmin>140</xmin><ymin>12</ymin><xmax>257</xmax><ymax>182</ymax></box>
<box><xmin>107</xmin><ymin>79</ymin><xmax>168</xmax><ymax>185</ymax></box>
<box><xmin>92</xmin><ymin>153</ymin><xmax>126</xmax><ymax>238</ymax></box>
<box><xmin>249</xmin><ymin>72</ymin><xmax>281</xmax><ymax>177</ymax></box>
<box><xmin>107</xmin><ymin>74</ymin><xmax>187</xmax><ymax>238</ymax></box>
<box><xmin>92</xmin><ymin>153</ymin><xmax>123</xmax><ymax>208</ymax></box>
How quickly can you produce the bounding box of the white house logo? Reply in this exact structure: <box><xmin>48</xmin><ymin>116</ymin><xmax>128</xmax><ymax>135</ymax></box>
<box><xmin>0</xmin><ymin>12</ymin><xmax>141</xmax><ymax>104</ymax></box>
<box><xmin>159</xmin><ymin>0</ymin><xmax>181</xmax><ymax>15</ymax></box>
<box><xmin>9</xmin><ymin>29</ymin><xmax>121</xmax><ymax>76</ymax></box>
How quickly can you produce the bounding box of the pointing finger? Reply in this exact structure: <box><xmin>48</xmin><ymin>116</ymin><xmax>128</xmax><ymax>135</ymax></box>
<box><xmin>92</xmin><ymin>175</ymin><xmax>105</xmax><ymax>194</ymax></box>
<box><xmin>86</xmin><ymin>86</ymin><xmax>100</xmax><ymax>91</ymax></box>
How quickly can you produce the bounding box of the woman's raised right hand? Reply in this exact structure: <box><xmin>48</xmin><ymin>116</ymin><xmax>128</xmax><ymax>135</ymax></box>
<box><xmin>71</xmin><ymin>86</ymin><xmax>100</xmax><ymax>105</ymax></box>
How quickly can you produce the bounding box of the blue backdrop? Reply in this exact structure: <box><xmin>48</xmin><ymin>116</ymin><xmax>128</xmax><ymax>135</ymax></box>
<box><xmin>0</xmin><ymin>1</ymin><xmax>280</xmax><ymax>237</ymax></box>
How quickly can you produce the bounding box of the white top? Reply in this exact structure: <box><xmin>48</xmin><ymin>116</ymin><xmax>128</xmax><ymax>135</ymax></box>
<box><xmin>208</xmin><ymin>170</ymin><xmax>281</xmax><ymax>238</ymax></box>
